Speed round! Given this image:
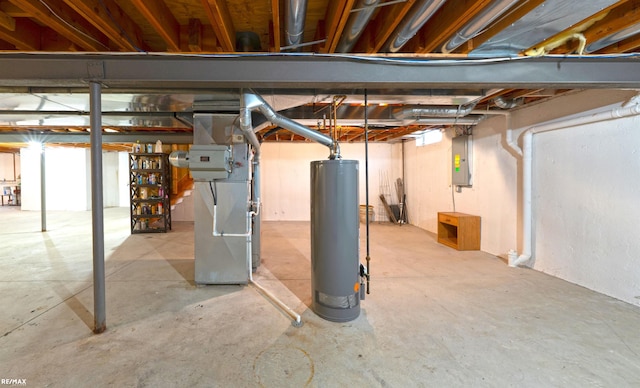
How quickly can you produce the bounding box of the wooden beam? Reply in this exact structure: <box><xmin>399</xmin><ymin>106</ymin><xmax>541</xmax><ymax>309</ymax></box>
<box><xmin>0</xmin><ymin>9</ymin><xmax>15</xmax><ymax>31</ymax></box>
<box><xmin>0</xmin><ymin>2</ymin><xmax>29</xmax><ymax>17</ymax></box>
<box><xmin>187</xmin><ymin>18</ymin><xmax>203</xmax><ymax>51</ymax></box>
<box><xmin>200</xmin><ymin>0</ymin><xmax>235</xmax><ymax>52</ymax></box>
<box><xmin>321</xmin><ymin>0</ymin><xmax>356</xmax><ymax>53</ymax></box>
<box><xmin>8</xmin><ymin>0</ymin><xmax>108</xmax><ymax>51</ymax></box>
<box><xmin>356</xmin><ymin>0</ymin><xmax>418</xmax><ymax>53</ymax></box>
<box><xmin>270</xmin><ymin>0</ymin><xmax>280</xmax><ymax>52</ymax></box>
<box><xmin>0</xmin><ymin>17</ymin><xmax>40</xmax><ymax>50</ymax></box>
<box><xmin>63</xmin><ymin>0</ymin><xmax>145</xmax><ymax>51</ymax></box>
<box><xmin>130</xmin><ymin>0</ymin><xmax>180</xmax><ymax>51</ymax></box>
<box><xmin>414</xmin><ymin>0</ymin><xmax>494</xmax><ymax>53</ymax></box>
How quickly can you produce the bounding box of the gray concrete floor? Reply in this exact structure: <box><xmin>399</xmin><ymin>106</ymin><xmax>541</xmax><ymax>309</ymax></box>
<box><xmin>1</xmin><ymin>206</ymin><xmax>640</xmax><ymax>387</ymax></box>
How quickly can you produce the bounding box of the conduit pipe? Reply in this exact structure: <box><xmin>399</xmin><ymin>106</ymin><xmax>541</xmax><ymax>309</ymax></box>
<box><xmin>335</xmin><ymin>0</ymin><xmax>380</xmax><ymax>53</ymax></box>
<box><xmin>381</xmin><ymin>0</ymin><xmax>446</xmax><ymax>53</ymax></box>
<box><xmin>285</xmin><ymin>0</ymin><xmax>309</xmax><ymax>48</ymax></box>
<box><xmin>508</xmin><ymin>100</ymin><xmax>640</xmax><ymax>267</ymax></box>
<box><xmin>243</xmin><ymin>90</ymin><xmax>340</xmax><ymax>159</ymax></box>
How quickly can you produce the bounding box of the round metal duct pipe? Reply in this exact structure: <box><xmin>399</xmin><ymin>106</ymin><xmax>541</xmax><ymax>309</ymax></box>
<box><xmin>381</xmin><ymin>0</ymin><xmax>446</xmax><ymax>53</ymax></box>
<box><xmin>169</xmin><ymin>150</ymin><xmax>189</xmax><ymax>168</ymax></box>
<box><xmin>310</xmin><ymin>160</ymin><xmax>360</xmax><ymax>322</ymax></box>
<box><xmin>335</xmin><ymin>0</ymin><xmax>380</xmax><ymax>53</ymax></box>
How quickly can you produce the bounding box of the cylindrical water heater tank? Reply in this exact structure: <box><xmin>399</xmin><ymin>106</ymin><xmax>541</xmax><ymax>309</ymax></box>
<box><xmin>310</xmin><ymin>159</ymin><xmax>360</xmax><ymax>322</ymax></box>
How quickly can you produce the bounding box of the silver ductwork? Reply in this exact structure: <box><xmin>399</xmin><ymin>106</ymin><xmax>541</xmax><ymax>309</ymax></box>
<box><xmin>335</xmin><ymin>0</ymin><xmax>380</xmax><ymax>53</ymax></box>
<box><xmin>493</xmin><ymin>96</ymin><xmax>523</xmax><ymax>109</ymax></box>
<box><xmin>381</xmin><ymin>0</ymin><xmax>447</xmax><ymax>53</ymax></box>
<box><xmin>243</xmin><ymin>90</ymin><xmax>340</xmax><ymax>159</ymax></box>
<box><xmin>441</xmin><ymin>0</ymin><xmax>519</xmax><ymax>54</ymax></box>
<box><xmin>392</xmin><ymin>103</ymin><xmax>477</xmax><ymax>120</ymax></box>
<box><xmin>285</xmin><ymin>0</ymin><xmax>309</xmax><ymax>48</ymax></box>
<box><xmin>239</xmin><ymin>93</ymin><xmax>262</xmax><ymax>161</ymax></box>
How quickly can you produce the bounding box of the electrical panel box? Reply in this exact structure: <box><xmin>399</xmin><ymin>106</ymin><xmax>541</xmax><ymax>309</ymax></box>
<box><xmin>452</xmin><ymin>135</ymin><xmax>472</xmax><ymax>187</ymax></box>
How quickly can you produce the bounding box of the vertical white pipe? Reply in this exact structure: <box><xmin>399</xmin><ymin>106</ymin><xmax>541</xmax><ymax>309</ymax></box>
<box><xmin>510</xmin><ymin>101</ymin><xmax>640</xmax><ymax>267</ymax></box>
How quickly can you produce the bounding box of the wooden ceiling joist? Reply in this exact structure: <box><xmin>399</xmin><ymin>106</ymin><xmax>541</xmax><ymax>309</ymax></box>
<box><xmin>200</xmin><ymin>0</ymin><xmax>236</xmax><ymax>52</ymax></box>
<box><xmin>0</xmin><ymin>9</ymin><xmax>15</xmax><ymax>31</ymax></box>
<box><xmin>0</xmin><ymin>18</ymin><xmax>41</xmax><ymax>50</ymax></box>
<box><xmin>63</xmin><ymin>0</ymin><xmax>145</xmax><ymax>52</ymax></box>
<box><xmin>320</xmin><ymin>0</ymin><xmax>356</xmax><ymax>53</ymax></box>
<box><xmin>354</xmin><ymin>0</ymin><xmax>417</xmax><ymax>53</ymax></box>
<box><xmin>555</xmin><ymin>0</ymin><xmax>640</xmax><ymax>54</ymax></box>
<box><xmin>270</xmin><ymin>0</ymin><xmax>281</xmax><ymax>52</ymax></box>
<box><xmin>8</xmin><ymin>0</ymin><xmax>109</xmax><ymax>51</ymax></box>
<box><xmin>130</xmin><ymin>0</ymin><xmax>180</xmax><ymax>52</ymax></box>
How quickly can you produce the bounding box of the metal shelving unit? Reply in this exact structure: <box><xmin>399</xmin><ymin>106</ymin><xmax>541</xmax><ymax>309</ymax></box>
<box><xmin>129</xmin><ymin>153</ymin><xmax>171</xmax><ymax>233</ymax></box>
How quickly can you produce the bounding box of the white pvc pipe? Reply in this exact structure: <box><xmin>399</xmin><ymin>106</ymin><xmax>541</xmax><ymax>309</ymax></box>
<box><xmin>509</xmin><ymin>100</ymin><xmax>640</xmax><ymax>267</ymax></box>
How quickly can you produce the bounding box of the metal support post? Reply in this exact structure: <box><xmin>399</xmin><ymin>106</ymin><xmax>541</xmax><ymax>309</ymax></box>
<box><xmin>90</xmin><ymin>81</ymin><xmax>106</xmax><ymax>334</ymax></box>
<box><xmin>40</xmin><ymin>143</ymin><xmax>46</xmax><ymax>231</ymax></box>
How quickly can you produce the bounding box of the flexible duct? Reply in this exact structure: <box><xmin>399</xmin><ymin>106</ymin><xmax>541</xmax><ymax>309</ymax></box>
<box><xmin>335</xmin><ymin>0</ymin><xmax>380</xmax><ymax>53</ymax></box>
<box><xmin>507</xmin><ymin>100</ymin><xmax>640</xmax><ymax>267</ymax></box>
<box><xmin>381</xmin><ymin>0</ymin><xmax>447</xmax><ymax>53</ymax></box>
<box><xmin>493</xmin><ymin>96</ymin><xmax>523</xmax><ymax>110</ymax></box>
<box><xmin>285</xmin><ymin>0</ymin><xmax>309</xmax><ymax>48</ymax></box>
<box><xmin>441</xmin><ymin>0</ymin><xmax>519</xmax><ymax>54</ymax></box>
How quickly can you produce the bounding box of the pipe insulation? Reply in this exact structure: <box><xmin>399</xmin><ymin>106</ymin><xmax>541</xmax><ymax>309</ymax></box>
<box><xmin>508</xmin><ymin>99</ymin><xmax>640</xmax><ymax>268</ymax></box>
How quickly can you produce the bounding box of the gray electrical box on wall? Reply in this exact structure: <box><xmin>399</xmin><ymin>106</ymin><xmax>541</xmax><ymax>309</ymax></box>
<box><xmin>452</xmin><ymin>135</ymin><xmax>472</xmax><ymax>187</ymax></box>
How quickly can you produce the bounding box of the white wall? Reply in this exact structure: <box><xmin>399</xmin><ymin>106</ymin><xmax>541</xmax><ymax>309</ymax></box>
<box><xmin>260</xmin><ymin>142</ymin><xmax>401</xmax><ymax>221</ymax></box>
<box><xmin>20</xmin><ymin>147</ymin><xmax>126</xmax><ymax>211</ymax></box>
<box><xmin>118</xmin><ymin>152</ymin><xmax>131</xmax><ymax>207</ymax></box>
<box><xmin>402</xmin><ymin>89</ymin><xmax>640</xmax><ymax>306</ymax></box>
<box><xmin>532</xmin><ymin>113</ymin><xmax>640</xmax><ymax>306</ymax></box>
<box><xmin>0</xmin><ymin>152</ymin><xmax>20</xmax><ymax>182</ymax></box>
<box><xmin>403</xmin><ymin>121</ymin><xmax>518</xmax><ymax>256</ymax></box>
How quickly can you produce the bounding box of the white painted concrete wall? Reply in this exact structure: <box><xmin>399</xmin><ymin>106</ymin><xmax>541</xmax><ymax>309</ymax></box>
<box><xmin>20</xmin><ymin>147</ymin><xmax>125</xmax><ymax>211</ymax></box>
<box><xmin>260</xmin><ymin>142</ymin><xmax>401</xmax><ymax>221</ymax></box>
<box><xmin>531</xmin><ymin>114</ymin><xmax>640</xmax><ymax>306</ymax></box>
<box><xmin>0</xmin><ymin>152</ymin><xmax>20</xmax><ymax>182</ymax></box>
<box><xmin>403</xmin><ymin>122</ymin><xmax>518</xmax><ymax>256</ymax></box>
<box><xmin>118</xmin><ymin>152</ymin><xmax>130</xmax><ymax>208</ymax></box>
<box><xmin>401</xmin><ymin>89</ymin><xmax>640</xmax><ymax>306</ymax></box>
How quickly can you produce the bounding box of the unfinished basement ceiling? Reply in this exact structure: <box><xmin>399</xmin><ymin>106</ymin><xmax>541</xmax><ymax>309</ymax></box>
<box><xmin>0</xmin><ymin>0</ymin><xmax>639</xmax><ymax>151</ymax></box>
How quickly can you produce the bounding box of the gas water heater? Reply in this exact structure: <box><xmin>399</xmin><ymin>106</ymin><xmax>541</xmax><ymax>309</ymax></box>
<box><xmin>311</xmin><ymin>159</ymin><xmax>361</xmax><ymax>322</ymax></box>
